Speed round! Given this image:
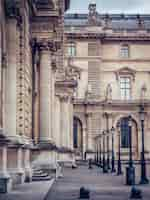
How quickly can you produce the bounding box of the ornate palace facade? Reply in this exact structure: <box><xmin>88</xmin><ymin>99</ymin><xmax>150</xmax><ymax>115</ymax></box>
<box><xmin>0</xmin><ymin>0</ymin><xmax>78</xmax><ymax>192</ymax></box>
<box><xmin>64</xmin><ymin>3</ymin><xmax>150</xmax><ymax>160</ymax></box>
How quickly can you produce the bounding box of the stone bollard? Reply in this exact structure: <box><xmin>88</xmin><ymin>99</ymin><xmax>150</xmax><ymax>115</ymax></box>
<box><xmin>88</xmin><ymin>158</ymin><xmax>92</xmax><ymax>169</ymax></box>
<box><xmin>130</xmin><ymin>186</ymin><xmax>142</xmax><ymax>199</ymax></box>
<box><xmin>79</xmin><ymin>187</ymin><xmax>90</xmax><ymax>199</ymax></box>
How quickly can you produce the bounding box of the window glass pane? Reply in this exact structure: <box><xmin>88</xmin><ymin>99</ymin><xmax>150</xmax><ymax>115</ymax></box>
<box><xmin>68</xmin><ymin>43</ymin><xmax>76</xmax><ymax>56</ymax></box>
<box><xmin>121</xmin><ymin>118</ymin><xmax>129</xmax><ymax>148</ymax></box>
<box><xmin>120</xmin><ymin>45</ymin><xmax>129</xmax><ymax>58</ymax></box>
<box><xmin>120</xmin><ymin>77</ymin><xmax>131</xmax><ymax>100</ymax></box>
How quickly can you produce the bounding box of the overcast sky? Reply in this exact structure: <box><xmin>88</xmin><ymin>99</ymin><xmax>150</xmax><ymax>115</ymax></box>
<box><xmin>67</xmin><ymin>0</ymin><xmax>150</xmax><ymax>14</ymax></box>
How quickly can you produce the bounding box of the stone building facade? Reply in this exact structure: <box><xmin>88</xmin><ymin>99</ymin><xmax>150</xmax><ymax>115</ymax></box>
<box><xmin>64</xmin><ymin>2</ymin><xmax>150</xmax><ymax>160</ymax></box>
<box><xmin>0</xmin><ymin>0</ymin><xmax>77</xmax><ymax>192</ymax></box>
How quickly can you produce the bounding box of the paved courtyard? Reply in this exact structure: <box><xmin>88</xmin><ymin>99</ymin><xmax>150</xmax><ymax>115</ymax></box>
<box><xmin>46</xmin><ymin>163</ymin><xmax>150</xmax><ymax>200</ymax></box>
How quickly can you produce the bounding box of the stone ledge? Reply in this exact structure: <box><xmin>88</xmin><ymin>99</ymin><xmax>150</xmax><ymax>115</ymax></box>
<box><xmin>34</xmin><ymin>141</ymin><xmax>57</xmax><ymax>151</ymax></box>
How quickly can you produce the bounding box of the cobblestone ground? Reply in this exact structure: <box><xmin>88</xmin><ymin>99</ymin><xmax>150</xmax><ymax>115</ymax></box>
<box><xmin>46</xmin><ymin>163</ymin><xmax>150</xmax><ymax>200</ymax></box>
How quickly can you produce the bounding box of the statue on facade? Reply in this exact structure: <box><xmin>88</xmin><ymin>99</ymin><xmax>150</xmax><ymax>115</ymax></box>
<box><xmin>106</xmin><ymin>83</ymin><xmax>112</xmax><ymax>102</ymax></box>
<box><xmin>141</xmin><ymin>83</ymin><xmax>147</xmax><ymax>101</ymax></box>
<box><xmin>88</xmin><ymin>1</ymin><xmax>101</xmax><ymax>26</ymax></box>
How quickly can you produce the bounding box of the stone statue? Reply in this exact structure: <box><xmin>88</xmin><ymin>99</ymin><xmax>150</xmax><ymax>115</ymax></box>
<box><xmin>106</xmin><ymin>84</ymin><xmax>112</xmax><ymax>102</ymax></box>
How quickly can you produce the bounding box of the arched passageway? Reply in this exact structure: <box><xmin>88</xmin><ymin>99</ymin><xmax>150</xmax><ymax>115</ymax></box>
<box><xmin>73</xmin><ymin>116</ymin><xmax>83</xmax><ymax>159</ymax></box>
<box><xmin>116</xmin><ymin>117</ymin><xmax>139</xmax><ymax>159</ymax></box>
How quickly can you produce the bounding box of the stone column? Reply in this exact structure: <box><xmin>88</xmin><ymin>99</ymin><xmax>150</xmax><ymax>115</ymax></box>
<box><xmin>1</xmin><ymin>146</ymin><xmax>9</xmax><ymax>177</ymax></box>
<box><xmin>24</xmin><ymin>149</ymin><xmax>32</xmax><ymax>182</ymax></box>
<box><xmin>17</xmin><ymin>148</ymin><xmax>23</xmax><ymax>173</ymax></box>
<box><xmin>39</xmin><ymin>41</ymin><xmax>53</xmax><ymax>143</ymax></box>
<box><xmin>87</xmin><ymin>113</ymin><xmax>93</xmax><ymax>150</ymax></box>
<box><xmin>82</xmin><ymin>126</ymin><xmax>87</xmax><ymax>157</ymax></box>
<box><xmin>69</xmin><ymin>99</ymin><xmax>74</xmax><ymax>150</ymax></box>
<box><xmin>60</xmin><ymin>95</ymin><xmax>69</xmax><ymax>148</ymax></box>
<box><xmin>0</xmin><ymin>11</ymin><xmax>2</xmax><ymax>127</ymax></box>
<box><xmin>54</xmin><ymin>95</ymin><xmax>61</xmax><ymax>148</ymax></box>
<box><xmin>5</xmin><ymin>18</ymin><xmax>18</xmax><ymax>137</ymax></box>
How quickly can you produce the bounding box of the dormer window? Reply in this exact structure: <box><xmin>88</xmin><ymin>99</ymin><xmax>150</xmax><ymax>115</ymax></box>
<box><xmin>120</xmin><ymin>44</ymin><xmax>129</xmax><ymax>59</ymax></box>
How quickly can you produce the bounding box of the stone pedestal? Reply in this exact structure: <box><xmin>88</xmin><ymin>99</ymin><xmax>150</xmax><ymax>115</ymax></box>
<box><xmin>24</xmin><ymin>149</ymin><xmax>32</xmax><ymax>182</ymax></box>
<box><xmin>0</xmin><ymin>147</ymin><xmax>12</xmax><ymax>193</ymax></box>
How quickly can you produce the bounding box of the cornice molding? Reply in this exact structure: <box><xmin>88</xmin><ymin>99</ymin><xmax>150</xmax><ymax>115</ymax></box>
<box><xmin>37</xmin><ymin>39</ymin><xmax>61</xmax><ymax>52</ymax></box>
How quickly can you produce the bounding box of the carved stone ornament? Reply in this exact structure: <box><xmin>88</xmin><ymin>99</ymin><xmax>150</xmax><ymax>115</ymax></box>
<box><xmin>38</xmin><ymin>39</ymin><xmax>61</xmax><ymax>52</ymax></box>
<box><xmin>106</xmin><ymin>83</ymin><xmax>112</xmax><ymax>102</ymax></box>
<box><xmin>88</xmin><ymin>2</ymin><xmax>101</xmax><ymax>26</ymax></box>
<box><xmin>141</xmin><ymin>83</ymin><xmax>147</xmax><ymax>100</ymax></box>
<box><xmin>115</xmin><ymin>67</ymin><xmax>136</xmax><ymax>81</ymax></box>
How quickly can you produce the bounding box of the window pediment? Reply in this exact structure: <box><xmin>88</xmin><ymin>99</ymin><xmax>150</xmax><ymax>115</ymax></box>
<box><xmin>115</xmin><ymin>67</ymin><xmax>136</xmax><ymax>81</ymax></box>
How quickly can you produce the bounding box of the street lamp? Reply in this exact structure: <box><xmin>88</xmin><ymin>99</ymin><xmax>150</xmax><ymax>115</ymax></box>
<box><xmin>111</xmin><ymin>126</ymin><xmax>116</xmax><ymax>173</ymax></box>
<box><xmin>126</xmin><ymin>115</ymin><xmax>135</xmax><ymax>185</ymax></box>
<box><xmin>139</xmin><ymin>105</ymin><xmax>149</xmax><ymax>184</ymax></box>
<box><xmin>117</xmin><ymin>121</ymin><xmax>123</xmax><ymax>175</ymax></box>
<box><xmin>107</xmin><ymin>129</ymin><xmax>111</xmax><ymax>170</ymax></box>
<box><xmin>102</xmin><ymin>131</ymin><xmax>108</xmax><ymax>173</ymax></box>
<box><xmin>97</xmin><ymin>143</ymin><xmax>99</xmax><ymax>165</ymax></box>
<box><xmin>99</xmin><ymin>135</ymin><xmax>102</xmax><ymax>168</ymax></box>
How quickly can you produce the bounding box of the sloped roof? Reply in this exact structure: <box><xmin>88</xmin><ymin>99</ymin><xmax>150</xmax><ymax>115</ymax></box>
<box><xmin>64</xmin><ymin>13</ymin><xmax>150</xmax><ymax>30</ymax></box>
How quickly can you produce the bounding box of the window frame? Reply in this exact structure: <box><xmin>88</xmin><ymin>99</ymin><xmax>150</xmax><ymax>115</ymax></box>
<box><xmin>67</xmin><ymin>42</ymin><xmax>76</xmax><ymax>57</ymax></box>
<box><xmin>120</xmin><ymin>117</ymin><xmax>130</xmax><ymax>148</ymax></box>
<box><xmin>119</xmin><ymin>76</ymin><xmax>132</xmax><ymax>100</ymax></box>
<box><xmin>120</xmin><ymin>44</ymin><xmax>130</xmax><ymax>59</ymax></box>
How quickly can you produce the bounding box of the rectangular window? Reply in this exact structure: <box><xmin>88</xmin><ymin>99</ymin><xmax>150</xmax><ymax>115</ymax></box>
<box><xmin>68</xmin><ymin>43</ymin><xmax>76</xmax><ymax>57</ymax></box>
<box><xmin>120</xmin><ymin>77</ymin><xmax>131</xmax><ymax>100</ymax></box>
<box><xmin>88</xmin><ymin>43</ymin><xmax>99</xmax><ymax>56</ymax></box>
<box><xmin>120</xmin><ymin>45</ymin><xmax>129</xmax><ymax>58</ymax></box>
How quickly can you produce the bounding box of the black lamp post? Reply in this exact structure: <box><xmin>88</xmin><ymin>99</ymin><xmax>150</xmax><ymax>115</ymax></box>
<box><xmin>139</xmin><ymin>105</ymin><xmax>149</xmax><ymax>184</ymax></box>
<box><xmin>96</xmin><ymin>143</ymin><xmax>98</xmax><ymax>165</ymax></box>
<box><xmin>111</xmin><ymin>126</ymin><xmax>116</xmax><ymax>173</ymax></box>
<box><xmin>102</xmin><ymin>131</ymin><xmax>108</xmax><ymax>173</ymax></box>
<box><xmin>107</xmin><ymin>130</ymin><xmax>111</xmax><ymax>170</ymax></box>
<box><xmin>117</xmin><ymin>122</ymin><xmax>122</xmax><ymax>175</ymax></box>
<box><xmin>99</xmin><ymin>135</ymin><xmax>102</xmax><ymax>167</ymax></box>
<box><xmin>126</xmin><ymin>115</ymin><xmax>135</xmax><ymax>185</ymax></box>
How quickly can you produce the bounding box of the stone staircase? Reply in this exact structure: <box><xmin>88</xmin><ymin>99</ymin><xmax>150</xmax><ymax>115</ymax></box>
<box><xmin>32</xmin><ymin>167</ymin><xmax>52</xmax><ymax>182</ymax></box>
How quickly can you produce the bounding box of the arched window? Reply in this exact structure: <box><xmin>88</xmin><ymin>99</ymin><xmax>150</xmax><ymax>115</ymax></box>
<box><xmin>73</xmin><ymin>117</ymin><xmax>83</xmax><ymax>149</ymax></box>
<box><xmin>121</xmin><ymin>117</ymin><xmax>130</xmax><ymax>148</ymax></box>
<box><xmin>73</xmin><ymin>117</ymin><xmax>78</xmax><ymax>148</ymax></box>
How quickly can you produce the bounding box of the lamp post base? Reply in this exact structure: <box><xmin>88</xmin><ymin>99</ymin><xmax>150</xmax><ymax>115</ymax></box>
<box><xmin>130</xmin><ymin>186</ymin><xmax>142</xmax><ymax>199</ymax></box>
<box><xmin>126</xmin><ymin>166</ymin><xmax>135</xmax><ymax>185</ymax></box>
<box><xmin>117</xmin><ymin>160</ymin><xmax>123</xmax><ymax>175</ymax></box>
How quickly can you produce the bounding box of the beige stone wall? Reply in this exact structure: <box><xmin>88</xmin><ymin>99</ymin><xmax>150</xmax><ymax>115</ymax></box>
<box><xmin>65</xmin><ymin>41</ymin><xmax>150</xmax><ymax>100</ymax></box>
<box><xmin>65</xmin><ymin>35</ymin><xmax>150</xmax><ymax>158</ymax></box>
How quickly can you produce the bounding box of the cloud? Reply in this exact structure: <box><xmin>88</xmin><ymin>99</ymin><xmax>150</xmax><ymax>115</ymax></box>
<box><xmin>68</xmin><ymin>0</ymin><xmax>150</xmax><ymax>14</ymax></box>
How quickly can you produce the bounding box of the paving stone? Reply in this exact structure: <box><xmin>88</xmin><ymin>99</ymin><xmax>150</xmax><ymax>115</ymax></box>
<box><xmin>45</xmin><ymin>164</ymin><xmax>150</xmax><ymax>200</ymax></box>
<box><xmin>0</xmin><ymin>179</ymin><xmax>54</xmax><ymax>200</ymax></box>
